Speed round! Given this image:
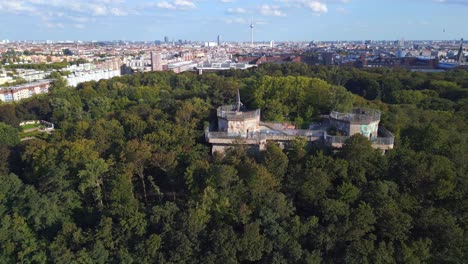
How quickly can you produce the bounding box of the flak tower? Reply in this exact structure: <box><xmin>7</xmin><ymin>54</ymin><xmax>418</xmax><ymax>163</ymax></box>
<box><xmin>216</xmin><ymin>90</ymin><xmax>260</xmax><ymax>135</ymax></box>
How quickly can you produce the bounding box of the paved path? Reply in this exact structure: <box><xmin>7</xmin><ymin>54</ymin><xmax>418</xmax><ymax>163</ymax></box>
<box><xmin>22</xmin><ymin>128</ymin><xmax>40</xmax><ymax>133</ymax></box>
<box><xmin>21</xmin><ymin>137</ymin><xmax>36</xmax><ymax>141</ymax></box>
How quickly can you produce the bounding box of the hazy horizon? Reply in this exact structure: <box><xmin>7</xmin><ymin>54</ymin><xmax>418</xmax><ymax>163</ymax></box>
<box><xmin>0</xmin><ymin>0</ymin><xmax>467</xmax><ymax>42</ymax></box>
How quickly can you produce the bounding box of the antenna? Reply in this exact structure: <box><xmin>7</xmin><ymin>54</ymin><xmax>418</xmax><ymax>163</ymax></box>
<box><xmin>250</xmin><ymin>17</ymin><xmax>255</xmax><ymax>47</ymax></box>
<box><xmin>457</xmin><ymin>38</ymin><xmax>465</xmax><ymax>64</ymax></box>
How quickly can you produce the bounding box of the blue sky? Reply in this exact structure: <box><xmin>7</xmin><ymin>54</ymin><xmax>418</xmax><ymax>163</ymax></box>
<box><xmin>0</xmin><ymin>0</ymin><xmax>467</xmax><ymax>41</ymax></box>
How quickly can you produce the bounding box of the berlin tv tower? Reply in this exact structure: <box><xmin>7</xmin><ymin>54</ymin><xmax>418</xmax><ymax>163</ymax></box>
<box><xmin>250</xmin><ymin>17</ymin><xmax>254</xmax><ymax>47</ymax></box>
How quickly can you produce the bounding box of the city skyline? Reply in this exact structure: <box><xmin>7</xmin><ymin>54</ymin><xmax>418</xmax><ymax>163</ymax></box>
<box><xmin>0</xmin><ymin>0</ymin><xmax>467</xmax><ymax>41</ymax></box>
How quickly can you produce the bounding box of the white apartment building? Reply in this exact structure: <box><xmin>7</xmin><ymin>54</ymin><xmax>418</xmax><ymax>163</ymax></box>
<box><xmin>66</xmin><ymin>63</ymin><xmax>95</xmax><ymax>72</ymax></box>
<box><xmin>0</xmin><ymin>70</ymin><xmax>13</xmax><ymax>85</ymax></box>
<box><xmin>65</xmin><ymin>69</ymin><xmax>121</xmax><ymax>87</ymax></box>
<box><xmin>0</xmin><ymin>80</ymin><xmax>51</xmax><ymax>102</ymax></box>
<box><xmin>18</xmin><ymin>69</ymin><xmax>52</xmax><ymax>82</ymax></box>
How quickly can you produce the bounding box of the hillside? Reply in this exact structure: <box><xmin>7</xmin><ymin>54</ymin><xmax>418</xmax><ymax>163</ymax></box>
<box><xmin>0</xmin><ymin>64</ymin><xmax>466</xmax><ymax>263</ymax></box>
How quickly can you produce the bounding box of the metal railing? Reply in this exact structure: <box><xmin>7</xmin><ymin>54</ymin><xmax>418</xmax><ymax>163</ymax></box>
<box><xmin>206</xmin><ymin>130</ymin><xmax>323</xmax><ymax>142</ymax></box>
<box><xmin>378</xmin><ymin>126</ymin><xmax>394</xmax><ymax>138</ymax></box>
<box><xmin>206</xmin><ymin>127</ymin><xmax>394</xmax><ymax>146</ymax></box>
<box><xmin>217</xmin><ymin>105</ymin><xmax>261</xmax><ymax>121</ymax></box>
<box><xmin>206</xmin><ymin>131</ymin><xmax>266</xmax><ymax>141</ymax></box>
<box><xmin>324</xmin><ymin>133</ymin><xmax>349</xmax><ymax>144</ymax></box>
<box><xmin>330</xmin><ymin>108</ymin><xmax>381</xmax><ymax>123</ymax></box>
<box><xmin>371</xmin><ymin>137</ymin><xmax>394</xmax><ymax>145</ymax></box>
<box><xmin>324</xmin><ymin>131</ymin><xmax>394</xmax><ymax>146</ymax></box>
<box><xmin>277</xmin><ymin>129</ymin><xmax>323</xmax><ymax>137</ymax></box>
<box><xmin>217</xmin><ymin>104</ymin><xmax>239</xmax><ymax>112</ymax></box>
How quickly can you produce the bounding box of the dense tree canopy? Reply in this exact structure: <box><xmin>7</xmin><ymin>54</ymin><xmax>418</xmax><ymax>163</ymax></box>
<box><xmin>0</xmin><ymin>63</ymin><xmax>466</xmax><ymax>263</ymax></box>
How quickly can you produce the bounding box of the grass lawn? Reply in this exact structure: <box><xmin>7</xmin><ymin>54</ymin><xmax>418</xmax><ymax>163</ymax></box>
<box><xmin>20</xmin><ymin>130</ymin><xmax>41</xmax><ymax>138</ymax></box>
<box><xmin>20</xmin><ymin>123</ymin><xmax>40</xmax><ymax>130</ymax></box>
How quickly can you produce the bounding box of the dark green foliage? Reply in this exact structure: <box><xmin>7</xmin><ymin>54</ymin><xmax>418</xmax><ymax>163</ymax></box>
<box><xmin>4</xmin><ymin>61</ymin><xmax>69</xmax><ymax>71</ymax></box>
<box><xmin>0</xmin><ymin>122</ymin><xmax>20</xmax><ymax>146</ymax></box>
<box><xmin>0</xmin><ymin>65</ymin><xmax>466</xmax><ymax>263</ymax></box>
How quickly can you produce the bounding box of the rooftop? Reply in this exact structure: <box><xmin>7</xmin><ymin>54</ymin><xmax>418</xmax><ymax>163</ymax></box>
<box><xmin>2</xmin><ymin>79</ymin><xmax>52</xmax><ymax>91</ymax></box>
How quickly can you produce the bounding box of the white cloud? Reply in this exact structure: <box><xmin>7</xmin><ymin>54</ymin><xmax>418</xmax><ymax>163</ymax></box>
<box><xmin>259</xmin><ymin>5</ymin><xmax>286</xmax><ymax>17</ymax></box>
<box><xmin>0</xmin><ymin>0</ymin><xmax>131</xmax><ymax>30</ymax></box>
<box><xmin>433</xmin><ymin>0</ymin><xmax>468</xmax><ymax>5</ymax></box>
<box><xmin>224</xmin><ymin>17</ymin><xmax>247</xmax><ymax>24</ymax></box>
<box><xmin>45</xmin><ymin>22</ymin><xmax>64</xmax><ymax>28</ymax></box>
<box><xmin>110</xmin><ymin>7</ymin><xmax>127</xmax><ymax>16</ymax></box>
<box><xmin>336</xmin><ymin>7</ymin><xmax>347</xmax><ymax>13</ymax></box>
<box><xmin>155</xmin><ymin>2</ymin><xmax>175</xmax><ymax>9</ymax></box>
<box><xmin>174</xmin><ymin>0</ymin><xmax>196</xmax><ymax>9</ymax></box>
<box><xmin>305</xmin><ymin>1</ymin><xmax>328</xmax><ymax>13</ymax></box>
<box><xmin>0</xmin><ymin>1</ymin><xmax>36</xmax><ymax>13</ymax></box>
<box><xmin>68</xmin><ymin>16</ymin><xmax>92</xmax><ymax>23</ymax></box>
<box><xmin>91</xmin><ymin>5</ymin><xmax>108</xmax><ymax>16</ymax></box>
<box><xmin>154</xmin><ymin>0</ymin><xmax>196</xmax><ymax>10</ymax></box>
<box><xmin>226</xmin><ymin>7</ymin><xmax>247</xmax><ymax>14</ymax></box>
<box><xmin>256</xmin><ymin>19</ymin><xmax>269</xmax><ymax>25</ymax></box>
<box><xmin>275</xmin><ymin>0</ymin><xmax>340</xmax><ymax>14</ymax></box>
<box><xmin>0</xmin><ymin>0</ymin><xmax>129</xmax><ymax>16</ymax></box>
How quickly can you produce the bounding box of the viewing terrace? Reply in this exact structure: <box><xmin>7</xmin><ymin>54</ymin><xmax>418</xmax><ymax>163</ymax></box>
<box><xmin>217</xmin><ymin>104</ymin><xmax>261</xmax><ymax>121</ymax></box>
<box><xmin>207</xmin><ymin>95</ymin><xmax>394</xmax><ymax>153</ymax></box>
<box><xmin>324</xmin><ymin>126</ymin><xmax>395</xmax><ymax>150</ymax></box>
<box><xmin>205</xmin><ymin>129</ymin><xmax>323</xmax><ymax>144</ymax></box>
<box><xmin>330</xmin><ymin>108</ymin><xmax>381</xmax><ymax>124</ymax></box>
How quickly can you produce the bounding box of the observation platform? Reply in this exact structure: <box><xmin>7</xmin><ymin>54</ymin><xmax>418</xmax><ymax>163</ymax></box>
<box><xmin>217</xmin><ymin>104</ymin><xmax>261</xmax><ymax>122</ymax></box>
<box><xmin>329</xmin><ymin>108</ymin><xmax>381</xmax><ymax>124</ymax></box>
<box><xmin>207</xmin><ymin>103</ymin><xmax>394</xmax><ymax>154</ymax></box>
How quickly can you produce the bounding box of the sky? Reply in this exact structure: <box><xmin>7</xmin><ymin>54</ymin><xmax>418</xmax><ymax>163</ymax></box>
<box><xmin>0</xmin><ymin>0</ymin><xmax>467</xmax><ymax>41</ymax></box>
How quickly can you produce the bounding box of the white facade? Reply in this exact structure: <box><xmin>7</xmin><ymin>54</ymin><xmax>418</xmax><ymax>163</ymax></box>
<box><xmin>66</xmin><ymin>63</ymin><xmax>95</xmax><ymax>71</ymax></box>
<box><xmin>18</xmin><ymin>69</ymin><xmax>52</xmax><ymax>82</ymax></box>
<box><xmin>0</xmin><ymin>70</ymin><xmax>13</xmax><ymax>85</ymax></box>
<box><xmin>0</xmin><ymin>80</ymin><xmax>51</xmax><ymax>102</ymax></box>
<box><xmin>167</xmin><ymin>61</ymin><xmax>197</xmax><ymax>73</ymax></box>
<box><xmin>65</xmin><ymin>69</ymin><xmax>121</xmax><ymax>87</ymax></box>
<box><xmin>204</xmin><ymin>42</ymin><xmax>218</xmax><ymax>47</ymax></box>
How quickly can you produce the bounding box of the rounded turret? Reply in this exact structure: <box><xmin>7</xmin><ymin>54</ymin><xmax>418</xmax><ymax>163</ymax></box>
<box><xmin>217</xmin><ymin>104</ymin><xmax>261</xmax><ymax>134</ymax></box>
<box><xmin>329</xmin><ymin>108</ymin><xmax>381</xmax><ymax>138</ymax></box>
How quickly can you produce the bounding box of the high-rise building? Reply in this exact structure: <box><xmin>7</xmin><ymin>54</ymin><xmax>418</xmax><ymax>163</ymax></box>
<box><xmin>164</xmin><ymin>36</ymin><xmax>169</xmax><ymax>43</ymax></box>
<box><xmin>217</xmin><ymin>35</ymin><xmax>221</xmax><ymax>46</ymax></box>
<box><xmin>399</xmin><ymin>38</ymin><xmax>405</xmax><ymax>48</ymax></box>
<box><xmin>151</xmin><ymin>51</ymin><xmax>162</xmax><ymax>71</ymax></box>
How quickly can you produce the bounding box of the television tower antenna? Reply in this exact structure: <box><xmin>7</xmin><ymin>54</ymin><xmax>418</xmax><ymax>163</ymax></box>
<box><xmin>457</xmin><ymin>38</ymin><xmax>465</xmax><ymax>64</ymax></box>
<box><xmin>250</xmin><ymin>17</ymin><xmax>254</xmax><ymax>47</ymax></box>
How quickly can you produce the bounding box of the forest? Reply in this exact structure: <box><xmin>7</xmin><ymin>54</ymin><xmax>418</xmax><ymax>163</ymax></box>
<box><xmin>0</xmin><ymin>63</ymin><xmax>466</xmax><ymax>263</ymax></box>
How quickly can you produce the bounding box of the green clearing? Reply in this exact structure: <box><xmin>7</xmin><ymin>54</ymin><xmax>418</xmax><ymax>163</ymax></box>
<box><xmin>20</xmin><ymin>123</ymin><xmax>40</xmax><ymax>130</ymax></box>
<box><xmin>20</xmin><ymin>130</ymin><xmax>41</xmax><ymax>138</ymax></box>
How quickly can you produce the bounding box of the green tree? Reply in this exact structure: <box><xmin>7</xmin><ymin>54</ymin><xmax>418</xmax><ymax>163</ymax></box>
<box><xmin>262</xmin><ymin>142</ymin><xmax>289</xmax><ymax>182</ymax></box>
<box><xmin>0</xmin><ymin>122</ymin><xmax>19</xmax><ymax>146</ymax></box>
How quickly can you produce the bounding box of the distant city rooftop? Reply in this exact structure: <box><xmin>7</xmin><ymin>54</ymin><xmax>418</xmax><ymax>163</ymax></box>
<box><xmin>2</xmin><ymin>79</ymin><xmax>52</xmax><ymax>91</ymax></box>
